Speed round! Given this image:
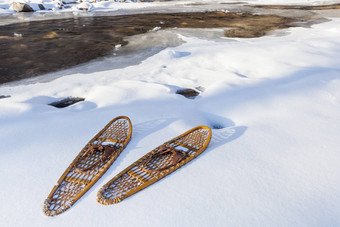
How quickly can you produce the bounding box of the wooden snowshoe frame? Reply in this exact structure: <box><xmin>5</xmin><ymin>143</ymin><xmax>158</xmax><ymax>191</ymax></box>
<box><xmin>97</xmin><ymin>126</ymin><xmax>211</xmax><ymax>205</ymax></box>
<box><xmin>43</xmin><ymin>116</ymin><xmax>132</xmax><ymax>216</ymax></box>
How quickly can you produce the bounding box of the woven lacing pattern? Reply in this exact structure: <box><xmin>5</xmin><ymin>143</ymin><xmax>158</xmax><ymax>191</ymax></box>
<box><xmin>44</xmin><ymin>118</ymin><xmax>131</xmax><ymax>216</ymax></box>
<box><xmin>97</xmin><ymin>128</ymin><xmax>210</xmax><ymax>205</ymax></box>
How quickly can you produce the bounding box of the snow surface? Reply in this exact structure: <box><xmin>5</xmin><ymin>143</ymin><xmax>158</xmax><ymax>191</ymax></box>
<box><xmin>1</xmin><ymin>1</ymin><xmax>340</xmax><ymax>227</ymax></box>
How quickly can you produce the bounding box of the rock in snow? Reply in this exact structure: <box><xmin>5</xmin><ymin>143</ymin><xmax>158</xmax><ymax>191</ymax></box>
<box><xmin>75</xmin><ymin>2</ymin><xmax>93</xmax><ymax>11</ymax></box>
<box><xmin>11</xmin><ymin>2</ymin><xmax>34</xmax><ymax>12</ymax></box>
<box><xmin>48</xmin><ymin>97</ymin><xmax>85</xmax><ymax>108</ymax></box>
<box><xmin>176</xmin><ymin>88</ymin><xmax>200</xmax><ymax>99</ymax></box>
<box><xmin>0</xmin><ymin>95</ymin><xmax>11</xmax><ymax>99</ymax></box>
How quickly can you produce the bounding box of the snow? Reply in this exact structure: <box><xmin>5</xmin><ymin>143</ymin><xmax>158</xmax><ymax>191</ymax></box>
<box><xmin>74</xmin><ymin>1</ymin><xmax>94</xmax><ymax>11</ymax></box>
<box><xmin>1</xmin><ymin>0</ymin><xmax>340</xmax><ymax>226</ymax></box>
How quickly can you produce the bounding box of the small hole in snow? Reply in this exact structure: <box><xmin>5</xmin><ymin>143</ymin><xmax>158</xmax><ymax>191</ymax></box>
<box><xmin>210</xmin><ymin>123</ymin><xmax>226</xmax><ymax>129</ymax></box>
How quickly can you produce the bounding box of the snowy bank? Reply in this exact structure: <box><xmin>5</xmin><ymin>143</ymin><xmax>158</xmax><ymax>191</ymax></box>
<box><xmin>1</xmin><ymin>0</ymin><xmax>340</xmax><ymax>16</ymax></box>
<box><xmin>0</xmin><ymin>9</ymin><xmax>340</xmax><ymax>226</ymax></box>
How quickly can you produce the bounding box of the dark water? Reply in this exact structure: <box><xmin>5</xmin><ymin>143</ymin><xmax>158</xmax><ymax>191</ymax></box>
<box><xmin>0</xmin><ymin>12</ymin><xmax>298</xmax><ymax>84</ymax></box>
<box><xmin>0</xmin><ymin>15</ymin><xmax>155</xmax><ymax>84</ymax></box>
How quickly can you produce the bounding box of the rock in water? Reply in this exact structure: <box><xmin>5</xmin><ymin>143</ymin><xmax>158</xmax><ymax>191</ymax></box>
<box><xmin>12</xmin><ymin>2</ymin><xmax>34</xmax><ymax>12</ymax></box>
